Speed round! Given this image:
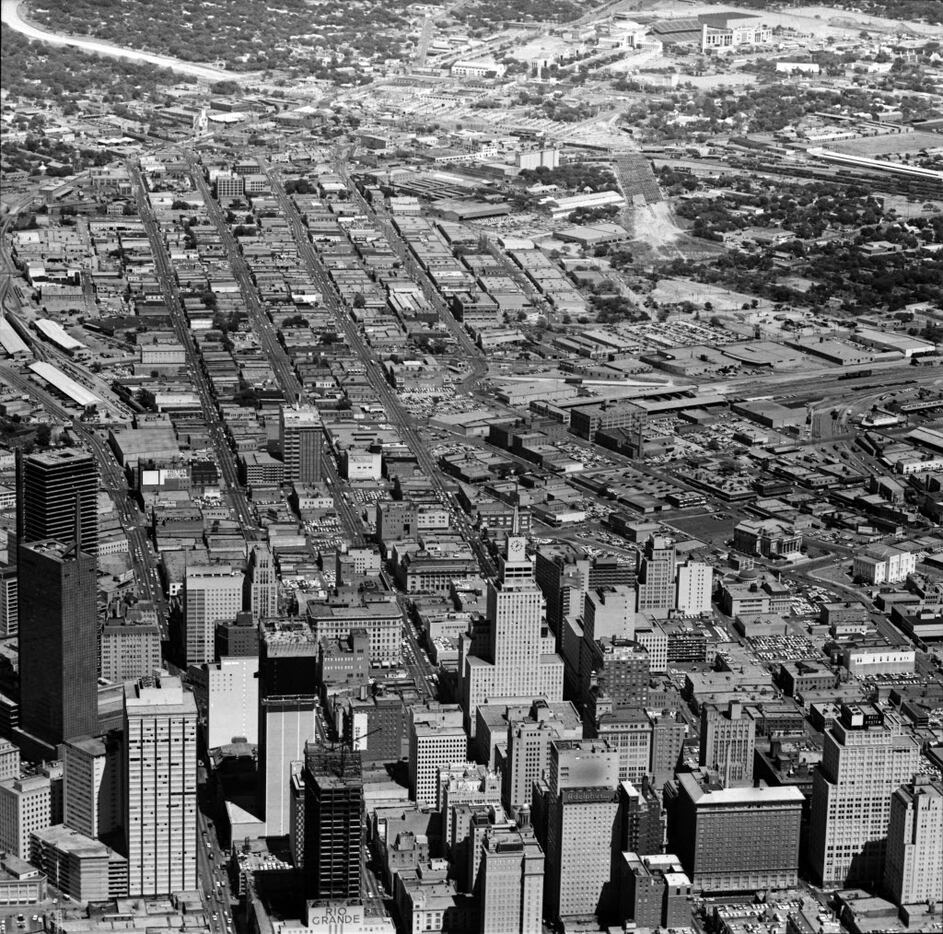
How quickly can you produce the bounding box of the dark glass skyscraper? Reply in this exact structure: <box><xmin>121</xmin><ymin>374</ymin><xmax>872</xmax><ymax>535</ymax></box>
<box><xmin>18</xmin><ymin>538</ymin><xmax>98</xmax><ymax>745</ymax></box>
<box><xmin>19</xmin><ymin>448</ymin><xmax>98</xmax><ymax>555</ymax></box>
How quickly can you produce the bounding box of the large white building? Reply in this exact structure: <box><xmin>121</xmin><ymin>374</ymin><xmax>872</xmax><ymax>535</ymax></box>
<box><xmin>0</xmin><ymin>773</ymin><xmax>55</xmax><ymax>859</ymax></box>
<box><xmin>676</xmin><ymin>561</ymin><xmax>712</xmax><ymax>615</ymax></box>
<box><xmin>479</xmin><ymin>827</ymin><xmax>545</xmax><ymax>934</ymax></box>
<box><xmin>884</xmin><ymin>776</ymin><xmax>943</xmax><ymax>907</ymax></box>
<box><xmin>184</xmin><ymin>566</ymin><xmax>244</xmax><ymax>667</ymax></box>
<box><xmin>810</xmin><ymin>704</ymin><xmax>921</xmax><ymax>888</ymax></box>
<box><xmin>462</xmin><ymin>534</ymin><xmax>564</xmax><ymax>739</ymax></box>
<box><xmin>123</xmin><ymin>677</ymin><xmax>197</xmax><ymax>896</ymax></box>
<box><xmin>539</xmin><ymin>740</ymin><xmax>620</xmax><ymax>923</ymax></box>
<box><xmin>852</xmin><ymin>545</ymin><xmax>916</xmax><ymax>585</ymax></box>
<box><xmin>207</xmin><ymin>656</ymin><xmax>259</xmax><ymax>748</ymax></box>
<box><xmin>408</xmin><ymin>704</ymin><xmax>468</xmax><ymax>809</ymax></box>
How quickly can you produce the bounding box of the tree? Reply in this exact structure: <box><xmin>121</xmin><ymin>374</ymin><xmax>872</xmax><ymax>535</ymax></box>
<box><xmin>352</xmin><ymin>292</ymin><xmax>366</xmax><ymax>309</ymax></box>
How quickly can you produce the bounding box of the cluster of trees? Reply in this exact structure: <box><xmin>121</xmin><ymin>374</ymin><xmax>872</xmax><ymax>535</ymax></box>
<box><xmin>567</xmin><ymin>205</ymin><xmax>620</xmax><ymax>224</ymax></box>
<box><xmin>518</xmin><ymin>163</ymin><xmax>617</xmax><ymax>193</ymax></box>
<box><xmin>0</xmin><ymin>24</ymin><xmax>185</xmax><ymax>106</ymax></box>
<box><xmin>453</xmin><ymin>0</ymin><xmax>584</xmax><ymax>28</ymax></box>
<box><xmin>29</xmin><ymin>0</ymin><xmax>422</xmax><ymax>76</ymax></box>
<box><xmin>660</xmin><ymin>213</ymin><xmax>943</xmax><ymax>313</ymax></box>
<box><xmin>726</xmin><ymin>0</ymin><xmax>941</xmax><ymax>23</ymax></box>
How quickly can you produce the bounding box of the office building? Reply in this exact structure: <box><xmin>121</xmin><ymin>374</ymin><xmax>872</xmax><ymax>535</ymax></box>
<box><xmin>675</xmin><ymin>561</ymin><xmax>712</xmax><ymax>614</ymax></box>
<box><xmin>0</xmin><ymin>741</ymin><xmax>19</xmax><ymax>783</ymax></box>
<box><xmin>536</xmin><ymin>740</ymin><xmax>620</xmax><ymax>923</ymax></box>
<box><xmin>123</xmin><ymin>677</ymin><xmax>197</xmax><ymax>896</ymax></box>
<box><xmin>534</xmin><ymin>543</ymin><xmax>590</xmax><ymax>644</ymax></box>
<box><xmin>340</xmin><ymin>694</ymin><xmax>405</xmax><ymax>765</ymax></box>
<box><xmin>650</xmin><ymin>711</ymin><xmax>686</xmax><ymax>789</ymax></box>
<box><xmin>100</xmin><ymin>618</ymin><xmax>161</xmax><ymax>683</ymax></box>
<box><xmin>593</xmin><ymin>708</ymin><xmax>652</xmax><ymax>784</ymax></box>
<box><xmin>306</xmin><ymin>598</ymin><xmax>402</xmax><ymax>666</ymax></box>
<box><xmin>590</xmin><ymin>639</ymin><xmax>650</xmax><ymax>713</ymax></box>
<box><xmin>884</xmin><ymin>775</ymin><xmax>943</xmax><ymax>907</ymax></box>
<box><xmin>665</xmin><ymin>768</ymin><xmax>803</xmax><ymax>892</ymax></box>
<box><xmin>302</xmin><ymin>743</ymin><xmax>362</xmax><ymax>902</ymax></box>
<box><xmin>636</xmin><ymin>537</ymin><xmax>676</xmax><ymax>616</ymax></box>
<box><xmin>617</xmin><ymin>780</ymin><xmax>665</xmax><ymax>857</ymax></box>
<box><xmin>19</xmin><ymin>448</ymin><xmax>98</xmax><ymax>555</ymax></box>
<box><xmin>699</xmin><ymin>701</ymin><xmax>755</xmax><ymax>787</ymax></box>
<box><xmin>463</xmin><ymin>533</ymin><xmax>564</xmax><ymax>738</ymax></box>
<box><xmin>62</xmin><ymin>735</ymin><xmax>120</xmax><ymax>841</ymax></box>
<box><xmin>215</xmin><ymin>611</ymin><xmax>260</xmax><ymax>658</ymax></box>
<box><xmin>0</xmin><ymin>564</ymin><xmax>17</xmax><ymax>638</ymax></box>
<box><xmin>29</xmin><ymin>824</ymin><xmax>128</xmax><ymax>901</ymax></box>
<box><xmin>583</xmin><ymin>586</ymin><xmax>636</xmax><ymax>642</ymax></box>
<box><xmin>207</xmin><ymin>656</ymin><xmax>259</xmax><ymax>747</ymax></box>
<box><xmin>810</xmin><ymin>704</ymin><xmax>922</xmax><ymax>888</ymax></box>
<box><xmin>618</xmin><ymin>853</ymin><xmax>692</xmax><ymax>931</ymax></box>
<box><xmin>409</xmin><ymin>703</ymin><xmax>467</xmax><ymax>808</ymax></box>
<box><xmin>183</xmin><ymin>565</ymin><xmax>244</xmax><ymax>667</ymax></box>
<box><xmin>280</xmin><ymin>405</ymin><xmax>323</xmax><ymax>484</ymax></box>
<box><xmin>438</xmin><ymin>764</ymin><xmax>502</xmax><ymax>844</ymax></box>
<box><xmin>18</xmin><ymin>538</ymin><xmax>98</xmax><ymax>746</ymax></box>
<box><xmin>503</xmin><ymin>700</ymin><xmax>583</xmax><ymax>816</ymax></box>
<box><xmin>478</xmin><ymin>827</ymin><xmax>544</xmax><ymax>934</ymax></box>
<box><xmin>245</xmin><ymin>544</ymin><xmax>278</xmax><ymax>619</ymax></box>
<box><xmin>258</xmin><ymin>621</ymin><xmax>319</xmax><ymax>836</ymax></box>
<box><xmin>0</xmin><ymin>774</ymin><xmax>56</xmax><ymax>859</ymax></box>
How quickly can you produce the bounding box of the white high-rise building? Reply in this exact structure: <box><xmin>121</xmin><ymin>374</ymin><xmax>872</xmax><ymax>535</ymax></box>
<box><xmin>463</xmin><ymin>533</ymin><xmax>564</xmax><ymax>737</ymax></box>
<box><xmin>675</xmin><ymin>561</ymin><xmax>712</xmax><ymax>614</ymax></box>
<box><xmin>408</xmin><ymin>703</ymin><xmax>467</xmax><ymax>808</ymax></box>
<box><xmin>884</xmin><ymin>775</ymin><xmax>943</xmax><ymax>907</ymax></box>
<box><xmin>207</xmin><ymin>656</ymin><xmax>259</xmax><ymax>747</ymax></box>
<box><xmin>123</xmin><ymin>677</ymin><xmax>197</xmax><ymax>896</ymax></box>
<box><xmin>0</xmin><ymin>774</ymin><xmax>54</xmax><ymax>859</ymax></box>
<box><xmin>479</xmin><ymin>827</ymin><xmax>545</xmax><ymax>934</ymax></box>
<box><xmin>184</xmin><ymin>566</ymin><xmax>244</xmax><ymax>666</ymax></box>
<box><xmin>63</xmin><ymin>735</ymin><xmax>120</xmax><ymax>840</ymax></box>
<box><xmin>245</xmin><ymin>545</ymin><xmax>278</xmax><ymax>619</ymax></box>
<box><xmin>810</xmin><ymin>704</ymin><xmax>921</xmax><ymax>888</ymax></box>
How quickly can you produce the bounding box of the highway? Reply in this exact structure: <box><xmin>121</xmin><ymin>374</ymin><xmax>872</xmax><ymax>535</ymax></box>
<box><xmin>128</xmin><ymin>161</ymin><xmax>257</xmax><ymax>533</ymax></box>
<box><xmin>263</xmin><ymin>160</ymin><xmax>497</xmax><ymax>578</ymax></box>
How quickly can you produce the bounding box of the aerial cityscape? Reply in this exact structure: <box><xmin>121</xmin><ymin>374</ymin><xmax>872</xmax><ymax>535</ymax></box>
<box><xmin>0</xmin><ymin>0</ymin><xmax>942</xmax><ymax>932</ymax></box>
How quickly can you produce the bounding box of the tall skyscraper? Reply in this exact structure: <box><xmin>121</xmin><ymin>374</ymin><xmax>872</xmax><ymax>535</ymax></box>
<box><xmin>19</xmin><ymin>448</ymin><xmax>98</xmax><ymax>555</ymax></box>
<box><xmin>207</xmin><ymin>656</ymin><xmax>259</xmax><ymax>747</ymax></box>
<box><xmin>635</xmin><ymin>537</ymin><xmax>676</xmax><ymax>616</ymax></box>
<box><xmin>675</xmin><ymin>561</ymin><xmax>712</xmax><ymax>614</ymax></box>
<box><xmin>478</xmin><ymin>827</ymin><xmax>545</xmax><ymax>934</ymax></box>
<box><xmin>302</xmin><ymin>743</ymin><xmax>363</xmax><ymax>903</ymax></box>
<box><xmin>699</xmin><ymin>701</ymin><xmax>755</xmax><ymax>787</ymax></box>
<box><xmin>536</xmin><ymin>739</ymin><xmax>620</xmax><ymax>924</ymax></box>
<box><xmin>123</xmin><ymin>677</ymin><xmax>197</xmax><ymax>896</ymax></box>
<box><xmin>183</xmin><ymin>565</ymin><xmax>244</xmax><ymax>667</ymax></box>
<box><xmin>18</xmin><ymin>537</ymin><xmax>98</xmax><ymax>745</ymax></box>
<box><xmin>245</xmin><ymin>544</ymin><xmax>278</xmax><ymax>619</ymax></box>
<box><xmin>665</xmin><ymin>767</ymin><xmax>803</xmax><ymax>892</ymax></box>
<box><xmin>884</xmin><ymin>775</ymin><xmax>943</xmax><ymax>907</ymax></box>
<box><xmin>810</xmin><ymin>703</ymin><xmax>921</xmax><ymax>888</ymax></box>
<box><xmin>280</xmin><ymin>405</ymin><xmax>323</xmax><ymax>484</ymax></box>
<box><xmin>258</xmin><ymin>621</ymin><xmax>319</xmax><ymax>835</ymax></box>
<box><xmin>463</xmin><ymin>533</ymin><xmax>564</xmax><ymax>738</ymax></box>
